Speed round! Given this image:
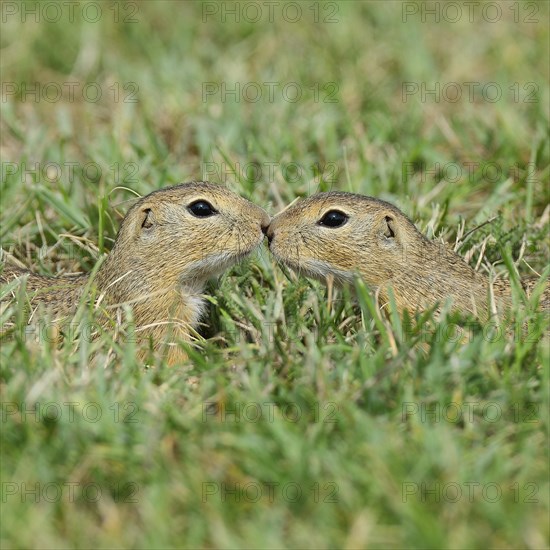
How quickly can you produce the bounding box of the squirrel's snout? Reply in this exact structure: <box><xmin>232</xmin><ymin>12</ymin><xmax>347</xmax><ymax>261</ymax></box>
<box><xmin>260</xmin><ymin>211</ymin><xmax>272</xmax><ymax>240</ymax></box>
<box><xmin>263</xmin><ymin>223</ymin><xmax>274</xmax><ymax>245</ymax></box>
<box><xmin>260</xmin><ymin>211</ymin><xmax>271</xmax><ymax>234</ymax></box>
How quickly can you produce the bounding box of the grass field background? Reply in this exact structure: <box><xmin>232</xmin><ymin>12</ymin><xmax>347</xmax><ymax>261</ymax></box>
<box><xmin>1</xmin><ymin>1</ymin><xmax>549</xmax><ymax>548</ymax></box>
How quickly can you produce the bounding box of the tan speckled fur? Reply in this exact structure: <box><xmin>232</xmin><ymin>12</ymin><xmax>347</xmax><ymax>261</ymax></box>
<box><xmin>267</xmin><ymin>192</ymin><xmax>548</xmax><ymax>319</ymax></box>
<box><xmin>1</xmin><ymin>182</ymin><xmax>270</xmax><ymax>364</ymax></box>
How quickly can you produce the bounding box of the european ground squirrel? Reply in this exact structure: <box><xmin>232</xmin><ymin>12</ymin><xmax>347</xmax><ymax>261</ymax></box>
<box><xmin>1</xmin><ymin>182</ymin><xmax>270</xmax><ymax>363</ymax></box>
<box><xmin>266</xmin><ymin>192</ymin><xmax>549</xmax><ymax>320</ymax></box>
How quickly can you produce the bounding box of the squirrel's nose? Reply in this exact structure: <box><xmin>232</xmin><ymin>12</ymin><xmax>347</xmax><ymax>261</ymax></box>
<box><xmin>260</xmin><ymin>212</ymin><xmax>270</xmax><ymax>235</ymax></box>
<box><xmin>261</xmin><ymin>213</ymin><xmax>271</xmax><ymax>235</ymax></box>
<box><xmin>263</xmin><ymin>224</ymin><xmax>274</xmax><ymax>245</ymax></box>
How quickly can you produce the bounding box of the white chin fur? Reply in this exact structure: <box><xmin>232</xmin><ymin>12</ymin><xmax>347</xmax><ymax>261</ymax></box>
<box><xmin>182</xmin><ymin>249</ymin><xmax>254</xmax><ymax>284</ymax></box>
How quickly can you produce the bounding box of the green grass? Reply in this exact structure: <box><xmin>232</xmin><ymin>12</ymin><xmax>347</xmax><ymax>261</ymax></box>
<box><xmin>1</xmin><ymin>1</ymin><xmax>549</xmax><ymax>548</ymax></box>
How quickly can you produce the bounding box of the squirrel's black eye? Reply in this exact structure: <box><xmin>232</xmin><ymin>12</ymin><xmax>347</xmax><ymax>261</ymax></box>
<box><xmin>318</xmin><ymin>210</ymin><xmax>348</xmax><ymax>228</ymax></box>
<box><xmin>188</xmin><ymin>200</ymin><xmax>217</xmax><ymax>217</ymax></box>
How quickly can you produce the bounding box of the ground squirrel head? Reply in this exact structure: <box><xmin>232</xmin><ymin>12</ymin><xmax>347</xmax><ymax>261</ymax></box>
<box><xmin>102</xmin><ymin>181</ymin><xmax>270</xmax><ymax>292</ymax></box>
<box><xmin>266</xmin><ymin>192</ymin><xmax>424</xmax><ymax>287</ymax></box>
<box><xmin>1</xmin><ymin>182</ymin><xmax>270</xmax><ymax>362</ymax></box>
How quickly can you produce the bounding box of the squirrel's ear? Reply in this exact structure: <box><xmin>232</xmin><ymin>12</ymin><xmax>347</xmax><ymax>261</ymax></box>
<box><xmin>140</xmin><ymin>207</ymin><xmax>154</xmax><ymax>229</ymax></box>
<box><xmin>383</xmin><ymin>215</ymin><xmax>396</xmax><ymax>239</ymax></box>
